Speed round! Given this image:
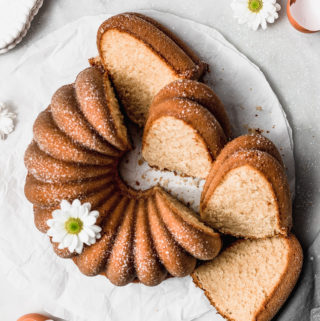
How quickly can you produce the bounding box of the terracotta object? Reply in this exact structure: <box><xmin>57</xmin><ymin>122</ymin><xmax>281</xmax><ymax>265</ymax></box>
<box><xmin>17</xmin><ymin>313</ymin><xmax>52</xmax><ymax>321</ymax></box>
<box><xmin>287</xmin><ymin>0</ymin><xmax>320</xmax><ymax>33</ymax></box>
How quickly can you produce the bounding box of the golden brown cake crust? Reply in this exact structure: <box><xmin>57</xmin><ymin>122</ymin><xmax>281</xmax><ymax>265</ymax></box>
<box><xmin>24</xmin><ymin>15</ymin><xmax>223</xmax><ymax>286</ymax></box>
<box><xmin>74</xmin><ymin>192</ymin><xmax>124</xmax><ymax>275</ymax></box>
<box><xmin>202</xmin><ymin>134</ymin><xmax>285</xmax><ymax>200</ymax></box>
<box><xmin>25</xmin><ymin>173</ymin><xmax>114</xmax><ymax>207</ymax></box>
<box><xmin>152</xmin><ymin>79</ymin><xmax>232</xmax><ymax>139</ymax></box>
<box><xmin>33</xmin><ymin>108</ymin><xmax>114</xmax><ymax>166</ymax></box>
<box><xmin>255</xmin><ymin>234</ymin><xmax>303</xmax><ymax>321</ymax></box>
<box><xmin>24</xmin><ymin>141</ymin><xmax>112</xmax><ymax>183</ymax></box>
<box><xmin>105</xmin><ymin>199</ymin><xmax>136</xmax><ymax>286</ymax></box>
<box><xmin>201</xmin><ymin>149</ymin><xmax>292</xmax><ymax>237</ymax></box>
<box><xmin>147</xmin><ymin>195</ymin><xmax>197</xmax><ymax>277</ymax></box>
<box><xmin>143</xmin><ymin>97</ymin><xmax>227</xmax><ymax>161</ymax></box>
<box><xmin>97</xmin><ymin>12</ymin><xmax>206</xmax><ymax>80</ymax></box>
<box><xmin>191</xmin><ymin>234</ymin><xmax>303</xmax><ymax>321</ymax></box>
<box><xmin>155</xmin><ymin>189</ymin><xmax>222</xmax><ymax>260</ymax></box>
<box><xmin>130</xmin><ymin>13</ymin><xmax>206</xmax><ymax>73</ymax></box>
<box><xmin>75</xmin><ymin>67</ymin><xmax>131</xmax><ymax>151</ymax></box>
<box><xmin>133</xmin><ymin>198</ymin><xmax>167</xmax><ymax>286</ymax></box>
<box><xmin>51</xmin><ymin>84</ymin><xmax>121</xmax><ymax>157</ymax></box>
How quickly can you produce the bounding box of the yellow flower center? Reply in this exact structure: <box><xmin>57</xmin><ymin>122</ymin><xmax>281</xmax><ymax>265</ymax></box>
<box><xmin>65</xmin><ymin>217</ymin><xmax>83</xmax><ymax>234</ymax></box>
<box><xmin>248</xmin><ymin>0</ymin><xmax>263</xmax><ymax>12</ymax></box>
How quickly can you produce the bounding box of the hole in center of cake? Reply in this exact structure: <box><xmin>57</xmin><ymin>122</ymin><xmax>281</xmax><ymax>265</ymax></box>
<box><xmin>119</xmin><ymin>123</ymin><xmax>205</xmax><ymax>213</ymax></box>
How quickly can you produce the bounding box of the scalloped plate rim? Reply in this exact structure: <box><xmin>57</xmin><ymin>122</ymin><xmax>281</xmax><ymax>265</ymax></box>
<box><xmin>0</xmin><ymin>0</ymin><xmax>43</xmax><ymax>54</ymax></box>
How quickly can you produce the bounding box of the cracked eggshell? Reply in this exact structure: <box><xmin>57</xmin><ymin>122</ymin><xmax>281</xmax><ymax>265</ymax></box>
<box><xmin>287</xmin><ymin>0</ymin><xmax>320</xmax><ymax>33</ymax></box>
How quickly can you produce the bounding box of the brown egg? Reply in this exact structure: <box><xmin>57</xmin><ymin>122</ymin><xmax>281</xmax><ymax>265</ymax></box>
<box><xmin>17</xmin><ymin>313</ymin><xmax>52</xmax><ymax>321</ymax></box>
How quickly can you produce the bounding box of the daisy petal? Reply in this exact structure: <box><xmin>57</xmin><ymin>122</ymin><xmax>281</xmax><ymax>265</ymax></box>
<box><xmin>72</xmin><ymin>199</ymin><xmax>81</xmax><ymax>208</ymax></box>
<box><xmin>61</xmin><ymin>200</ymin><xmax>71</xmax><ymax>211</ymax></box>
<box><xmin>90</xmin><ymin>225</ymin><xmax>102</xmax><ymax>233</ymax></box>
<box><xmin>79</xmin><ymin>230</ymin><xmax>89</xmax><ymax>243</ymax></box>
<box><xmin>62</xmin><ymin>233</ymin><xmax>73</xmax><ymax>248</ymax></box>
<box><xmin>84</xmin><ymin>226</ymin><xmax>95</xmax><ymax>238</ymax></box>
<box><xmin>69</xmin><ymin>235</ymin><xmax>79</xmax><ymax>253</ymax></box>
<box><xmin>75</xmin><ymin>242</ymin><xmax>84</xmax><ymax>254</ymax></box>
<box><xmin>83</xmin><ymin>216</ymin><xmax>96</xmax><ymax>226</ymax></box>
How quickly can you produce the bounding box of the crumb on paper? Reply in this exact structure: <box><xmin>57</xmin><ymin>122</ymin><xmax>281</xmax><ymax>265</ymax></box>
<box><xmin>244</xmin><ymin>124</ymin><xmax>264</xmax><ymax>135</ymax></box>
<box><xmin>249</xmin><ymin>128</ymin><xmax>264</xmax><ymax>135</ymax></box>
<box><xmin>256</xmin><ymin>106</ymin><xmax>263</xmax><ymax>111</ymax></box>
<box><xmin>162</xmin><ymin>179</ymin><xmax>169</xmax><ymax>188</ymax></box>
<box><xmin>138</xmin><ymin>158</ymin><xmax>144</xmax><ymax>166</ymax></box>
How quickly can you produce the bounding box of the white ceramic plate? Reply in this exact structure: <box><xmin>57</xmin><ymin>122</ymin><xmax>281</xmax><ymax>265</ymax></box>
<box><xmin>0</xmin><ymin>0</ymin><xmax>43</xmax><ymax>54</ymax></box>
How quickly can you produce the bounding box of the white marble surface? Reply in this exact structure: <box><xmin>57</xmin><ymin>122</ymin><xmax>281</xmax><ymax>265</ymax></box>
<box><xmin>0</xmin><ymin>0</ymin><xmax>319</xmax><ymax>320</ymax></box>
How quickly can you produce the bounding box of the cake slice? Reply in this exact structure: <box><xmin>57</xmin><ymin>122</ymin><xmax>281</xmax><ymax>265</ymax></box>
<box><xmin>200</xmin><ymin>135</ymin><xmax>291</xmax><ymax>238</ymax></box>
<box><xmin>202</xmin><ymin>134</ymin><xmax>284</xmax><ymax>198</ymax></box>
<box><xmin>75</xmin><ymin>67</ymin><xmax>131</xmax><ymax>151</ymax></box>
<box><xmin>154</xmin><ymin>188</ymin><xmax>221</xmax><ymax>260</ymax></box>
<box><xmin>147</xmin><ymin>195</ymin><xmax>197</xmax><ymax>277</ymax></box>
<box><xmin>142</xmin><ymin>80</ymin><xmax>229</xmax><ymax>179</ymax></box>
<box><xmin>97</xmin><ymin>13</ymin><xmax>206</xmax><ymax>126</ymax></box>
<box><xmin>152</xmin><ymin>79</ymin><xmax>232</xmax><ymax>139</ymax></box>
<box><xmin>192</xmin><ymin>234</ymin><xmax>303</xmax><ymax>321</ymax></box>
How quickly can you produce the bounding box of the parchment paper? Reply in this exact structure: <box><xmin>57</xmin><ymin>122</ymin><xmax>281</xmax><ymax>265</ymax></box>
<box><xmin>0</xmin><ymin>11</ymin><xmax>295</xmax><ymax>321</ymax></box>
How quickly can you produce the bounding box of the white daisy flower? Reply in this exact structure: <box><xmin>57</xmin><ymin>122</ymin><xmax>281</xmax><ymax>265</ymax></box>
<box><xmin>231</xmin><ymin>0</ymin><xmax>281</xmax><ymax>31</ymax></box>
<box><xmin>0</xmin><ymin>102</ymin><xmax>16</xmax><ymax>139</ymax></box>
<box><xmin>47</xmin><ymin>199</ymin><xmax>102</xmax><ymax>254</ymax></box>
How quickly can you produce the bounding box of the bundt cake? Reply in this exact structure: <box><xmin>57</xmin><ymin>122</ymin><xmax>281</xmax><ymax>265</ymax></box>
<box><xmin>97</xmin><ymin>13</ymin><xmax>207</xmax><ymax>126</ymax></box>
<box><xmin>200</xmin><ymin>134</ymin><xmax>292</xmax><ymax>238</ymax></box>
<box><xmin>142</xmin><ymin>80</ymin><xmax>231</xmax><ymax>179</ymax></box>
<box><xmin>24</xmin><ymin>15</ymin><xmax>300</xmax><ymax>320</ymax></box>
<box><xmin>192</xmin><ymin>234</ymin><xmax>303</xmax><ymax>321</ymax></box>
<box><xmin>24</xmin><ymin>66</ymin><xmax>222</xmax><ymax>286</ymax></box>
